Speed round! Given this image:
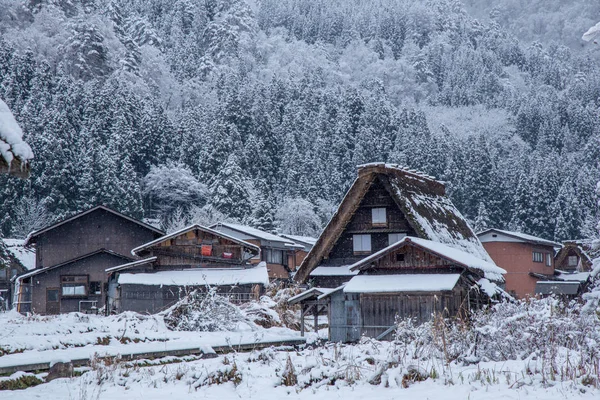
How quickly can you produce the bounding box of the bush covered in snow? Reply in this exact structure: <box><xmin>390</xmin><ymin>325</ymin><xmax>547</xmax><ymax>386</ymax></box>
<box><xmin>163</xmin><ymin>288</ymin><xmax>254</xmax><ymax>332</ymax></box>
<box><xmin>393</xmin><ymin>296</ymin><xmax>600</xmax><ymax>386</ymax></box>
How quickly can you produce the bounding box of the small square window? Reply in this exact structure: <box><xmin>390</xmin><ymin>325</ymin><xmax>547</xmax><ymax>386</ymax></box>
<box><xmin>353</xmin><ymin>234</ymin><xmax>372</xmax><ymax>253</ymax></box>
<box><xmin>89</xmin><ymin>281</ymin><xmax>102</xmax><ymax>295</ymax></box>
<box><xmin>567</xmin><ymin>256</ymin><xmax>578</xmax><ymax>267</ymax></box>
<box><xmin>396</xmin><ymin>253</ymin><xmax>405</xmax><ymax>262</ymax></box>
<box><xmin>533</xmin><ymin>252</ymin><xmax>543</xmax><ymax>263</ymax></box>
<box><xmin>47</xmin><ymin>289</ymin><xmax>59</xmax><ymax>302</ymax></box>
<box><xmin>371</xmin><ymin>208</ymin><xmax>387</xmax><ymax>225</ymax></box>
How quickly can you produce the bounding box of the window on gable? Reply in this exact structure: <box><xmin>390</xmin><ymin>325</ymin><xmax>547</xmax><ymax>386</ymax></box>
<box><xmin>353</xmin><ymin>234</ymin><xmax>372</xmax><ymax>254</ymax></box>
<box><xmin>388</xmin><ymin>233</ymin><xmax>406</xmax><ymax>245</ymax></box>
<box><xmin>396</xmin><ymin>253</ymin><xmax>405</xmax><ymax>262</ymax></box>
<box><xmin>567</xmin><ymin>256</ymin><xmax>578</xmax><ymax>267</ymax></box>
<box><xmin>371</xmin><ymin>208</ymin><xmax>387</xmax><ymax>226</ymax></box>
<box><xmin>533</xmin><ymin>252</ymin><xmax>543</xmax><ymax>263</ymax></box>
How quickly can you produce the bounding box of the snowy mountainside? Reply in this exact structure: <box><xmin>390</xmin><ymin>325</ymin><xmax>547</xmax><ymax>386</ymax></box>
<box><xmin>0</xmin><ymin>0</ymin><xmax>598</xmax><ymax>242</ymax></box>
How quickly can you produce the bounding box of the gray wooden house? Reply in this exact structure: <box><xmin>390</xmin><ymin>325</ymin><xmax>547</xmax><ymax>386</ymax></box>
<box><xmin>294</xmin><ymin>163</ymin><xmax>493</xmax><ymax>287</ymax></box>
<box><xmin>320</xmin><ymin>236</ymin><xmax>506</xmax><ymax>342</ymax></box>
<box><xmin>13</xmin><ymin>205</ymin><xmax>164</xmax><ymax>314</ymax></box>
<box><xmin>106</xmin><ymin>224</ymin><xmax>267</xmax><ymax>314</ymax></box>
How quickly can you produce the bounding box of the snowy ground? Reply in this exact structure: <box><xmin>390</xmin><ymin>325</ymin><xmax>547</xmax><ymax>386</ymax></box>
<box><xmin>1</xmin><ymin>301</ymin><xmax>599</xmax><ymax>400</ymax></box>
<box><xmin>2</xmin><ymin>338</ymin><xmax>598</xmax><ymax>400</ymax></box>
<box><xmin>0</xmin><ymin>309</ymin><xmax>300</xmax><ymax>369</ymax></box>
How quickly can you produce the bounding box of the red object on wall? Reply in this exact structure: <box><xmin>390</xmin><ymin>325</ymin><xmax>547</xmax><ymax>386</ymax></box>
<box><xmin>223</xmin><ymin>252</ymin><xmax>233</xmax><ymax>259</ymax></box>
<box><xmin>201</xmin><ymin>245</ymin><xmax>212</xmax><ymax>256</ymax></box>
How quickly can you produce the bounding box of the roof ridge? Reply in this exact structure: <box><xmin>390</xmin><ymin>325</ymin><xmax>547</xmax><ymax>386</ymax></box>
<box><xmin>357</xmin><ymin>162</ymin><xmax>439</xmax><ymax>183</ymax></box>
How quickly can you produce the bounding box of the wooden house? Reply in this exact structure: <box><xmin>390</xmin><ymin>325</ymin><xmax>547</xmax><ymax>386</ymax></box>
<box><xmin>280</xmin><ymin>234</ymin><xmax>317</xmax><ymax>271</ymax></box>
<box><xmin>477</xmin><ymin>229</ymin><xmax>562</xmax><ymax>298</ymax></box>
<box><xmin>13</xmin><ymin>205</ymin><xmax>164</xmax><ymax>314</ymax></box>
<box><xmin>210</xmin><ymin>223</ymin><xmax>305</xmax><ymax>280</ymax></box>
<box><xmin>313</xmin><ymin>236</ymin><xmax>505</xmax><ymax>342</ymax></box>
<box><xmin>554</xmin><ymin>240</ymin><xmax>598</xmax><ymax>273</ymax></box>
<box><xmin>294</xmin><ymin>163</ymin><xmax>493</xmax><ymax>287</ymax></box>
<box><xmin>106</xmin><ymin>225</ymin><xmax>267</xmax><ymax>314</ymax></box>
<box><xmin>0</xmin><ymin>239</ymin><xmax>35</xmax><ymax>309</ymax></box>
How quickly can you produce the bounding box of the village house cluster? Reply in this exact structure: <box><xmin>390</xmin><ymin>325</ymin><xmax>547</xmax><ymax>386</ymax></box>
<box><xmin>0</xmin><ymin>163</ymin><xmax>593</xmax><ymax>342</ymax></box>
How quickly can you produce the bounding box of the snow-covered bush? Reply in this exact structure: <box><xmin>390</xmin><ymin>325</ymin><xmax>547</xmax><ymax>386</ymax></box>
<box><xmin>163</xmin><ymin>288</ymin><xmax>252</xmax><ymax>332</ymax></box>
<box><xmin>392</xmin><ymin>297</ymin><xmax>600</xmax><ymax>385</ymax></box>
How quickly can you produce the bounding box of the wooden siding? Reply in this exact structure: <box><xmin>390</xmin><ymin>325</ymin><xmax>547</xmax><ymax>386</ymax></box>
<box><xmin>325</xmin><ymin>178</ymin><xmax>416</xmax><ymax>266</ymax></box>
<box><xmin>117</xmin><ymin>283</ymin><xmax>262</xmax><ymax>314</ymax></box>
<box><xmin>360</xmin><ymin>290</ymin><xmax>465</xmax><ymax>339</ymax></box>
<box><xmin>144</xmin><ymin>228</ymin><xmax>254</xmax><ymax>268</ymax></box>
<box><xmin>35</xmin><ymin>208</ymin><xmax>160</xmax><ymax>269</ymax></box>
<box><xmin>360</xmin><ymin>245</ymin><xmax>458</xmax><ymax>272</ymax></box>
<box><xmin>25</xmin><ymin>252</ymin><xmax>129</xmax><ymax>314</ymax></box>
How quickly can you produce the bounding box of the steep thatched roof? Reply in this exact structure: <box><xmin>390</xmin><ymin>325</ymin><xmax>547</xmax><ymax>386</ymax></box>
<box><xmin>555</xmin><ymin>240</ymin><xmax>599</xmax><ymax>272</ymax></box>
<box><xmin>294</xmin><ymin>163</ymin><xmax>492</xmax><ymax>283</ymax></box>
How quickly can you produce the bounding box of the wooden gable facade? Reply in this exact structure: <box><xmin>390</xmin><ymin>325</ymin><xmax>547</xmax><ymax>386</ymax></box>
<box><xmin>554</xmin><ymin>241</ymin><xmax>595</xmax><ymax>273</ymax></box>
<box><xmin>107</xmin><ymin>225</ymin><xmax>266</xmax><ymax>314</ymax></box>
<box><xmin>296</xmin><ymin>163</ymin><xmax>490</xmax><ymax>287</ymax></box>
<box><xmin>324</xmin><ymin>237</ymin><xmax>501</xmax><ymax>342</ymax></box>
<box><xmin>14</xmin><ymin>205</ymin><xmax>164</xmax><ymax>314</ymax></box>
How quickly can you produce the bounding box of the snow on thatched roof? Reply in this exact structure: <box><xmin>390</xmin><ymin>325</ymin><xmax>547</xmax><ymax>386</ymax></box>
<box><xmin>294</xmin><ymin>163</ymin><xmax>492</xmax><ymax>283</ymax></box>
<box><xmin>0</xmin><ymin>98</ymin><xmax>33</xmax><ymax>178</ymax></box>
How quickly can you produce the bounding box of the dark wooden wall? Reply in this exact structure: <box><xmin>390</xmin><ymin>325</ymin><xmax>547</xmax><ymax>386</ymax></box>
<box><xmin>27</xmin><ymin>252</ymin><xmax>129</xmax><ymax>314</ymax></box>
<box><xmin>325</xmin><ymin>178</ymin><xmax>416</xmax><ymax>266</ymax></box>
<box><xmin>36</xmin><ymin>209</ymin><xmax>159</xmax><ymax>269</ymax></box>
<box><xmin>146</xmin><ymin>229</ymin><xmax>249</xmax><ymax>267</ymax></box>
<box><xmin>117</xmin><ymin>283</ymin><xmax>263</xmax><ymax>314</ymax></box>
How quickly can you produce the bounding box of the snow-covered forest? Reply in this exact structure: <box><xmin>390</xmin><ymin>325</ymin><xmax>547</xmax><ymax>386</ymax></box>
<box><xmin>0</xmin><ymin>0</ymin><xmax>599</xmax><ymax>241</ymax></box>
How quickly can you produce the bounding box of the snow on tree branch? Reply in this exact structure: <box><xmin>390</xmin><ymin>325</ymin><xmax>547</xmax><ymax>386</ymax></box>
<box><xmin>582</xmin><ymin>21</ymin><xmax>600</xmax><ymax>43</ymax></box>
<box><xmin>0</xmin><ymin>98</ymin><xmax>33</xmax><ymax>167</ymax></box>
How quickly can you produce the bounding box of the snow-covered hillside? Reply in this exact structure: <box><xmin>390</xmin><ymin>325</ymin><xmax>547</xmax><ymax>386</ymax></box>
<box><xmin>0</xmin><ymin>0</ymin><xmax>598</xmax><ymax>241</ymax></box>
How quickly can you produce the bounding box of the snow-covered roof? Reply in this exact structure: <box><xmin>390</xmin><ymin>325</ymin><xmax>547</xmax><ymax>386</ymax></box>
<box><xmin>105</xmin><ymin>257</ymin><xmax>157</xmax><ymax>273</ymax></box>
<box><xmin>348</xmin><ymin>236</ymin><xmax>506</xmax><ymax>282</ymax></box>
<box><xmin>14</xmin><ymin>249</ymin><xmax>132</xmax><ymax>280</ymax></box>
<box><xmin>309</xmin><ymin>266</ymin><xmax>359</xmax><ymax>277</ymax></box>
<box><xmin>295</xmin><ymin>163</ymin><xmax>493</xmax><ymax>283</ymax></box>
<box><xmin>3</xmin><ymin>239</ymin><xmax>35</xmax><ymax>270</ymax></box>
<box><xmin>0</xmin><ymin>98</ymin><xmax>33</xmax><ymax>178</ymax></box>
<box><xmin>477</xmin><ymin>229</ymin><xmax>561</xmax><ymax>248</ymax></box>
<box><xmin>287</xmin><ymin>287</ymin><xmax>337</xmax><ymax>305</ymax></box>
<box><xmin>25</xmin><ymin>205</ymin><xmax>164</xmax><ymax>246</ymax></box>
<box><xmin>555</xmin><ymin>270</ymin><xmax>590</xmax><ymax>283</ymax></box>
<box><xmin>131</xmin><ymin>224</ymin><xmax>260</xmax><ymax>256</ymax></box>
<box><xmin>344</xmin><ymin>274</ymin><xmax>461</xmax><ymax>293</ymax></box>
<box><xmin>211</xmin><ymin>222</ymin><xmax>298</xmax><ymax>246</ymax></box>
<box><xmin>117</xmin><ymin>263</ymin><xmax>269</xmax><ymax>287</ymax></box>
<box><xmin>280</xmin><ymin>234</ymin><xmax>317</xmax><ymax>250</ymax></box>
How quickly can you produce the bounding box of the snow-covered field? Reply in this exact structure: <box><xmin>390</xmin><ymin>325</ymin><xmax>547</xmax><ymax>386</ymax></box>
<box><xmin>2</xmin><ymin>337</ymin><xmax>598</xmax><ymax>400</ymax></box>
<box><xmin>1</xmin><ymin>294</ymin><xmax>599</xmax><ymax>399</ymax></box>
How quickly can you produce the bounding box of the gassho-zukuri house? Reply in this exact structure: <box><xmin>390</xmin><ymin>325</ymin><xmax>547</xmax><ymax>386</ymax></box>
<box><xmin>290</xmin><ymin>163</ymin><xmax>506</xmax><ymax>342</ymax></box>
<box><xmin>106</xmin><ymin>224</ymin><xmax>269</xmax><ymax>314</ymax></box>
